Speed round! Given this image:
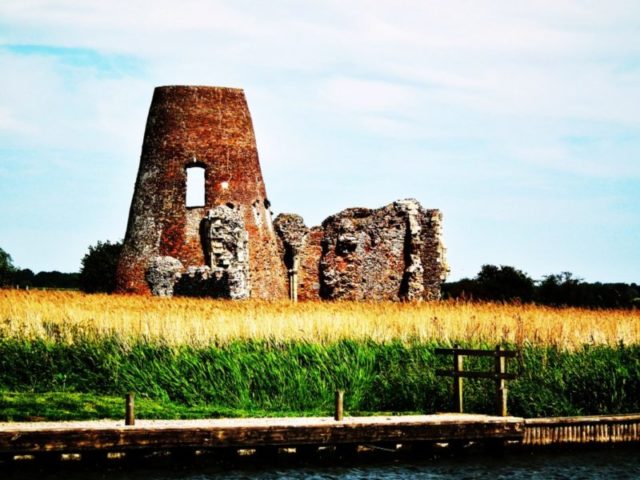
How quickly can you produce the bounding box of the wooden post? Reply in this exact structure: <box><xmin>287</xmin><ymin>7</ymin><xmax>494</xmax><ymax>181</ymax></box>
<box><xmin>125</xmin><ymin>392</ymin><xmax>135</xmax><ymax>426</ymax></box>
<box><xmin>495</xmin><ymin>345</ymin><xmax>508</xmax><ymax>417</ymax></box>
<box><xmin>335</xmin><ymin>390</ymin><xmax>344</xmax><ymax>421</ymax></box>
<box><xmin>453</xmin><ymin>345</ymin><xmax>463</xmax><ymax>413</ymax></box>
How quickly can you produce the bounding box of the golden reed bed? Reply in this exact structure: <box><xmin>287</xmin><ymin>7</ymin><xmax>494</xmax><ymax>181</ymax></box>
<box><xmin>1</xmin><ymin>290</ymin><xmax>639</xmax><ymax>348</ymax></box>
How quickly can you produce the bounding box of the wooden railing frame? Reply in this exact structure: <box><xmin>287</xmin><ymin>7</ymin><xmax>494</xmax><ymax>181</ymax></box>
<box><xmin>435</xmin><ymin>345</ymin><xmax>519</xmax><ymax>416</ymax></box>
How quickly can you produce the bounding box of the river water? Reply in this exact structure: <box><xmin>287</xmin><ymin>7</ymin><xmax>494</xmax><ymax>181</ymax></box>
<box><xmin>7</xmin><ymin>448</ymin><xmax>640</xmax><ymax>479</ymax></box>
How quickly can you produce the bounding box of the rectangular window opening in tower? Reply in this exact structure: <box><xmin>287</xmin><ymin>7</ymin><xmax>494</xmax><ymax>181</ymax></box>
<box><xmin>186</xmin><ymin>165</ymin><xmax>206</xmax><ymax>207</ymax></box>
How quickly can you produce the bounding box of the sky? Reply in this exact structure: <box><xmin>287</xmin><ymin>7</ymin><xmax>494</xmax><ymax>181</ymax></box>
<box><xmin>0</xmin><ymin>0</ymin><xmax>639</xmax><ymax>283</ymax></box>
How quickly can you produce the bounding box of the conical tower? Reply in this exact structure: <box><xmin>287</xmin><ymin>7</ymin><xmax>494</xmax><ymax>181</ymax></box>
<box><xmin>116</xmin><ymin>86</ymin><xmax>288</xmax><ymax>299</ymax></box>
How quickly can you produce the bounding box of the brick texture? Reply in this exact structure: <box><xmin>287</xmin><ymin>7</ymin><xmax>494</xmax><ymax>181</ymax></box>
<box><xmin>116</xmin><ymin>86</ymin><xmax>287</xmax><ymax>299</ymax></box>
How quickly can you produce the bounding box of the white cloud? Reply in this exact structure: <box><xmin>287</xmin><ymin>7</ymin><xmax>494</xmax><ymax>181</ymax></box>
<box><xmin>512</xmin><ymin>141</ymin><xmax>640</xmax><ymax>179</ymax></box>
<box><xmin>320</xmin><ymin>77</ymin><xmax>419</xmax><ymax>113</ymax></box>
<box><xmin>0</xmin><ymin>105</ymin><xmax>33</xmax><ymax>134</ymax></box>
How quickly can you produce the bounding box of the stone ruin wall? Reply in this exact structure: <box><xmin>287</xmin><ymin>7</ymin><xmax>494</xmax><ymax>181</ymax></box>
<box><xmin>116</xmin><ymin>85</ymin><xmax>448</xmax><ymax>300</ymax></box>
<box><xmin>272</xmin><ymin>216</ymin><xmax>324</xmax><ymax>301</ymax></box>
<box><xmin>274</xmin><ymin>199</ymin><xmax>448</xmax><ymax>302</ymax></box>
<box><xmin>298</xmin><ymin>227</ymin><xmax>324</xmax><ymax>301</ymax></box>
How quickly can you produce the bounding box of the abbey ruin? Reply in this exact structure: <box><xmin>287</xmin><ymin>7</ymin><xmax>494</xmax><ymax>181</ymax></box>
<box><xmin>116</xmin><ymin>86</ymin><xmax>448</xmax><ymax>301</ymax></box>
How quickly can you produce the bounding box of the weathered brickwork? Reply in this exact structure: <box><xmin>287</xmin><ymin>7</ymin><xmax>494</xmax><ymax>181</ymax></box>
<box><xmin>273</xmin><ymin>216</ymin><xmax>324</xmax><ymax>301</ymax></box>
<box><xmin>117</xmin><ymin>85</ymin><xmax>447</xmax><ymax>300</ymax></box>
<box><xmin>116</xmin><ymin>86</ymin><xmax>287</xmax><ymax>299</ymax></box>
<box><xmin>274</xmin><ymin>199</ymin><xmax>447</xmax><ymax>301</ymax></box>
<box><xmin>419</xmin><ymin>208</ymin><xmax>448</xmax><ymax>300</ymax></box>
<box><xmin>298</xmin><ymin>227</ymin><xmax>323</xmax><ymax>300</ymax></box>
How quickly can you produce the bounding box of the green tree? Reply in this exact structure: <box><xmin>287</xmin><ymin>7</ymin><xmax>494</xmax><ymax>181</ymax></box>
<box><xmin>537</xmin><ymin>272</ymin><xmax>580</xmax><ymax>306</ymax></box>
<box><xmin>33</xmin><ymin>271</ymin><xmax>80</xmax><ymax>290</ymax></box>
<box><xmin>0</xmin><ymin>247</ymin><xmax>17</xmax><ymax>286</ymax></box>
<box><xmin>79</xmin><ymin>240</ymin><xmax>123</xmax><ymax>293</ymax></box>
<box><xmin>475</xmin><ymin>264</ymin><xmax>535</xmax><ymax>302</ymax></box>
<box><xmin>13</xmin><ymin>268</ymin><xmax>35</xmax><ymax>289</ymax></box>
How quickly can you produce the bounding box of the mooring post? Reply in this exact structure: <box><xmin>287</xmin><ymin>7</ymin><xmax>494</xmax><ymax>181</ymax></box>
<box><xmin>495</xmin><ymin>345</ymin><xmax>508</xmax><ymax>417</ymax></box>
<box><xmin>335</xmin><ymin>390</ymin><xmax>344</xmax><ymax>421</ymax></box>
<box><xmin>125</xmin><ymin>392</ymin><xmax>135</xmax><ymax>426</ymax></box>
<box><xmin>453</xmin><ymin>345</ymin><xmax>463</xmax><ymax>413</ymax></box>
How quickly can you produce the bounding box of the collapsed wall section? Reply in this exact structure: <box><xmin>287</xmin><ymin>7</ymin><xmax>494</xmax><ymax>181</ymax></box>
<box><xmin>274</xmin><ymin>199</ymin><xmax>448</xmax><ymax>301</ymax></box>
<box><xmin>420</xmin><ymin>209</ymin><xmax>449</xmax><ymax>300</ymax></box>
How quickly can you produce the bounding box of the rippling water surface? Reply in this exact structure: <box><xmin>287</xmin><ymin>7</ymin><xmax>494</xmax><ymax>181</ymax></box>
<box><xmin>8</xmin><ymin>448</ymin><xmax>640</xmax><ymax>480</ymax></box>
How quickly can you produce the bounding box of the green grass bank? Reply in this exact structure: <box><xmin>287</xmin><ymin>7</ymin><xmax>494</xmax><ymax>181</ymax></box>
<box><xmin>1</xmin><ymin>337</ymin><xmax>639</xmax><ymax>421</ymax></box>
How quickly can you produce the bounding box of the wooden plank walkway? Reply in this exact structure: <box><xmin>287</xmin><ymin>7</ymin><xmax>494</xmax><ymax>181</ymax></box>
<box><xmin>2</xmin><ymin>413</ymin><xmax>640</xmax><ymax>461</ymax></box>
<box><xmin>524</xmin><ymin>414</ymin><xmax>640</xmax><ymax>446</ymax></box>
<box><xmin>0</xmin><ymin>414</ymin><xmax>523</xmax><ymax>455</ymax></box>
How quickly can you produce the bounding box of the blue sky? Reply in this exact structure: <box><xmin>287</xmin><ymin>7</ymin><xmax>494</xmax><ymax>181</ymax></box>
<box><xmin>0</xmin><ymin>1</ymin><xmax>638</xmax><ymax>283</ymax></box>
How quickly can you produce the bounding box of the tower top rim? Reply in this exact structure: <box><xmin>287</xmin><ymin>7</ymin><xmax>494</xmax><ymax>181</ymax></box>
<box><xmin>154</xmin><ymin>85</ymin><xmax>245</xmax><ymax>94</ymax></box>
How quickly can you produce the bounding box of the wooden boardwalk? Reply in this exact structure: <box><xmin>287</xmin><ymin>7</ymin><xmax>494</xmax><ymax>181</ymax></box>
<box><xmin>524</xmin><ymin>414</ymin><xmax>640</xmax><ymax>446</ymax></box>
<box><xmin>1</xmin><ymin>413</ymin><xmax>639</xmax><ymax>462</ymax></box>
<box><xmin>0</xmin><ymin>414</ymin><xmax>521</xmax><ymax>457</ymax></box>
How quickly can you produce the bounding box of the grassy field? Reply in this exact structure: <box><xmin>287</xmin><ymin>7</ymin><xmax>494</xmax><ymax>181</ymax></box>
<box><xmin>2</xmin><ymin>290</ymin><xmax>639</xmax><ymax>348</ymax></box>
<box><xmin>1</xmin><ymin>290</ymin><xmax>639</xmax><ymax>421</ymax></box>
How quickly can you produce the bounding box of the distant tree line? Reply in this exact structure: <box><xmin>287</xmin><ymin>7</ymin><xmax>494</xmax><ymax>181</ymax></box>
<box><xmin>0</xmin><ymin>246</ymin><xmax>80</xmax><ymax>290</ymax></box>
<box><xmin>10</xmin><ymin>269</ymin><xmax>80</xmax><ymax>290</ymax></box>
<box><xmin>0</xmin><ymin>241</ymin><xmax>121</xmax><ymax>293</ymax></box>
<box><xmin>2</xmin><ymin>244</ymin><xmax>639</xmax><ymax>307</ymax></box>
<box><xmin>443</xmin><ymin>264</ymin><xmax>640</xmax><ymax>309</ymax></box>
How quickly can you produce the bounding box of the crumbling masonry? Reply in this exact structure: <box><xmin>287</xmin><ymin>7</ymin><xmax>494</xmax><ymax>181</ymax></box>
<box><xmin>116</xmin><ymin>86</ymin><xmax>448</xmax><ymax>300</ymax></box>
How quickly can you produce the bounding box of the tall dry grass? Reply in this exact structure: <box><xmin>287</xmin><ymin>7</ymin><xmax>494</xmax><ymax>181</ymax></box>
<box><xmin>1</xmin><ymin>290</ymin><xmax>638</xmax><ymax>348</ymax></box>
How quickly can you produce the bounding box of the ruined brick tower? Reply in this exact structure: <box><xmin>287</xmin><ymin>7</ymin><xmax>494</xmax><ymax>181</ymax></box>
<box><xmin>116</xmin><ymin>86</ymin><xmax>288</xmax><ymax>299</ymax></box>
